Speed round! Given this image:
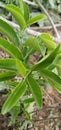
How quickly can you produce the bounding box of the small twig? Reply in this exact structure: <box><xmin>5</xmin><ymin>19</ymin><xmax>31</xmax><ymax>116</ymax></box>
<box><xmin>35</xmin><ymin>0</ymin><xmax>60</xmax><ymax>39</ymax></box>
<box><xmin>30</xmin><ymin>23</ymin><xmax>61</xmax><ymax>30</ymax></box>
<box><xmin>23</xmin><ymin>0</ymin><xmax>38</xmax><ymax>7</ymax></box>
<box><xmin>23</xmin><ymin>0</ymin><xmax>60</xmax><ymax>39</ymax></box>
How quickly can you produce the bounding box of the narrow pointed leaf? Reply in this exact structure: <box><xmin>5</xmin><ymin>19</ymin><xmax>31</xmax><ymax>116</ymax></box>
<box><xmin>54</xmin><ymin>54</ymin><xmax>61</xmax><ymax>76</ymax></box>
<box><xmin>0</xmin><ymin>19</ymin><xmax>19</xmax><ymax>46</ymax></box>
<box><xmin>0</xmin><ymin>71</ymin><xmax>16</xmax><ymax>82</ymax></box>
<box><xmin>0</xmin><ymin>58</ymin><xmax>16</xmax><ymax>71</ymax></box>
<box><xmin>19</xmin><ymin>0</ymin><xmax>24</xmax><ymax>14</ymax></box>
<box><xmin>5</xmin><ymin>4</ymin><xmax>26</xmax><ymax>29</ymax></box>
<box><xmin>0</xmin><ymin>38</ymin><xmax>23</xmax><ymax>60</ymax></box>
<box><xmin>32</xmin><ymin>44</ymin><xmax>60</xmax><ymax>71</ymax></box>
<box><xmin>5</xmin><ymin>4</ymin><xmax>24</xmax><ymax>16</ymax></box>
<box><xmin>27</xmin><ymin>75</ymin><xmax>42</xmax><ymax>108</ymax></box>
<box><xmin>16</xmin><ymin>59</ymin><xmax>26</xmax><ymax>77</ymax></box>
<box><xmin>27</xmin><ymin>14</ymin><xmax>45</xmax><ymax>26</ymax></box>
<box><xmin>25</xmin><ymin>36</ymin><xmax>41</xmax><ymax>52</ymax></box>
<box><xmin>40</xmin><ymin>69</ymin><xmax>61</xmax><ymax>92</ymax></box>
<box><xmin>23</xmin><ymin>2</ymin><xmax>29</xmax><ymax>21</ymax></box>
<box><xmin>2</xmin><ymin>80</ymin><xmax>27</xmax><ymax>114</ymax></box>
<box><xmin>23</xmin><ymin>97</ymin><xmax>34</xmax><ymax>104</ymax></box>
<box><xmin>48</xmin><ymin>79</ymin><xmax>61</xmax><ymax>93</ymax></box>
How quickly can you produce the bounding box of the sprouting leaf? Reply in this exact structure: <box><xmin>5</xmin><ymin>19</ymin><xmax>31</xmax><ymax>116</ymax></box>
<box><xmin>0</xmin><ymin>71</ymin><xmax>16</xmax><ymax>82</ymax></box>
<box><xmin>27</xmin><ymin>75</ymin><xmax>42</xmax><ymax>108</ymax></box>
<box><xmin>0</xmin><ymin>19</ymin><xmax>19</xmax><ymax>46</ymax></box>
<box><xmin>2</xmin><ymin>80</ymin><xmax>27</xmax><ymax>114</ymax></box>
<box><xmin>0</xmin><ymin>38</ymin><xmax>23</xmax><ymax>60</ymax></box>
<box><xmin>39</xmin><ymin>33</ymin><xmax>56</xmax><ymax>50</ymax></box>
<box><xmin>31</xmin><ymin>44</ymin><xmax>60</xmax><ymax>71</ymax></box>
<box><xmin>40</xmin><ymin>33</ymin><xmax>52</xmax><ymax>40</ymax></box>
<box><xmin>0</xmin><ymin>58</ymin><xmax>16</xmax><ymax>71</ymax></box>
<box><xmin>5</xmin><ymin>4</ymin><xmax>26</xmax><ymax>29</ymax></box>
<box><xmin>39</xmin><ymin>69</ymin><xmax>61</xmax><ymax>93</ymax></box>
<box><xmin>27</xmin><ymin>14</ymin><xmax>45</xmax><ymax>26</ymax></box>
<box><xmin>25</xmin><ymin>36</ymin><xmax>41</xmax><ymax>52</ymax></box>
<box><xmin>16</xmin><ymin>59</ymin><xmax>26</xmax><ymax>77</ymax></box>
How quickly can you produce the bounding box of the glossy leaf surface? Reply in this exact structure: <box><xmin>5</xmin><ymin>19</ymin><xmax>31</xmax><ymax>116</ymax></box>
<box><xmin>5</xmin><ymin>4</ymin><xmax>26</xmax><ymax>29</ymax></box>
<box><xmin>0</xmin><ymin>59</ymin><xmax>16</xmax><ymax>71</ymax></box>
<box><xmin>0</xmin><ymin>38</ymin><xmax>23</xmax><ymax>60</ymax></box>
<box><xmin>27</xmin><ymin>14</ymin><xmax>45</xmax><ymax>26</ymax></box>
<box><xmin>39</xmin><ymin>33</ymin><xmax>56</xmax><ymax>50</ymax></box>
<box><xmin>16</xmin><ymin>59</ymin><xmax>26</xmax><ymax>77</ymax></box>
<box><xmin>0</xmin><ymin>71</ymin><xmax>16</xmax><ymax>82</ymax></box>
<box><xmin>40</xmin><ymin>69</ymin><xmax>61</xmax><ymax>92</ymax></box>
<box><xmin>0</xmin><ymin>19</ymin><xmax>19</xmax><ymax>46</ymax></box>
<box><xmin>32</xmin><ymin>44</ymin><xmax>60</xmax><ymax>71</ymax></box>
<box><xmin>2</xmin><ymin>80</ymin><xmax>27</xmax><ymax>114</ymax></box>
<box><xmin>27</xmin><ymin>75</ymin><xmax>42</xmax><ymax>108</ymax></box>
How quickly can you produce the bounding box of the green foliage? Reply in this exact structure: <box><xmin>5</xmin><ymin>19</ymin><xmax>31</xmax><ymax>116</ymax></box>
<box><xmin>2</xmin><ymin>80</ymin><xmax>27</xmax><ymax>114</ymax></box>
<box><xmin>0</xmin><ymin>38</ymin><xmax>23</xmax><ymax>60</ymax></box>
<box><xmin>0</xmin><ymin>71</ymin><xmax>16</xmax><ymax>82</ymax></box>
<box><xmin>0</xmin><ymin>19</ymin><xmax>19</xmax><ymax>46</ymax></box>
<box><xmin>27</xmin><ymin>75</ymin><xmax>42</xmax><ymax>108</ymax></box>
<box><xmin>39</xmin><ymin>33</ymin><xmax>56</xmax><ymax>51</ymax></box>
<box><xmin>25</xmin><ymin>36</ymin><xmax>41</xmax><ymax>52</ymax></box>
<box><xmin>0</xmin><ymin>2</ymin><xmax>61</xmax><ymax>122</ymax></box>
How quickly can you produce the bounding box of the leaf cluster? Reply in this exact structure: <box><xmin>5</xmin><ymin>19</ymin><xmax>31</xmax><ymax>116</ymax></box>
<box><xmin>0</xmin><ymin>1</ymin><xmax>61</xmax><ymax>121</ymax></box>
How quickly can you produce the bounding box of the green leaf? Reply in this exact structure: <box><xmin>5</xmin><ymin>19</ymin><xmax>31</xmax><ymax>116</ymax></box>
<box><xmin>40</xmin><ymin>69</ymin><xmax>61</xmax><ymax>93</ymax></box>
<box><xmin>0</xmin><ymin>58</ymin><xmax>16</xmax><ymax>71</ymax></box>
<box><xmin>32</xmin><ymin>44</ymin><xmax>60</xmax><ymax>71</ymax></box>
<box><xmin>54</xmin><ymin>53</ymin><xmax>61</xmax><ymax>76</ymax></box>
<box><xmin>23</xmin><ymin>2</ymin><xmax>30</xmax><ymax>21</ymax></box>
<box><xmin>0</xmin><ymin>71</ymin><xmax>16</xmax><ymax>82</ymax></box>
<box><xmin>23</xmin><ymin>97</ymin><xmax>34</xmax><ymax>104</ymax></box>
<box><xmin>0</xmin><ymin>19</ymin><xmax>19</xmax><ymax>46</ymax></box>
<box><xmin>19</xmin><ymin>0</ymin><xmax>24</xmax><ymax>14</ymax></box>
<box><xmin>16</xmin><ymin>59</ymin><xmax>26</xmax><ymax>77</ymax></box>
<box><xmin>27</xmin><ymin>75</ymin><xmax>42</xmax><ymax>108</ymax></box>
<box><xmin>23</xmin><ymin>108</ymin><xmax>31</xmax><ymax>121</ymax></box>
<box><xmin>2</xmin><ymin>80</ymin><xmax>27</xmax><ymax>114</ymax></box>
<box><xmin>6</xmin><ymin>81</ymin><xmax>19</xmax><ymax>87</ymax></box>
<box><xmin>48</xmin><ymin>79</ymin><xmax>61</xmax><ymax>93</ymax></box>
<box><xmin>27</xmin><ymin>14</ymin><xmax>45</xmax><ymax>26</ymax></box>
<box><xmin>0</xmin><ymin>38</ymin><xmax>23</xmax><ymax>60</ymax></box>
<box><xmin>39</xmin><ymin>33</ymin><xmax>56</xmax><ymax>50</ymax></box>
<box><xmin>25</xmin><ymin>36</ymin><xmax>41</xmax><ymax>52</ymax></box>
<box><xmin>5</xmin><ymin>4</ymin><xmax>23</xmax><ymax>16</ymax></box>
<box><xmin>5</xmin><ymin>4</ymin><xmax>26</xmax><ymax>29</ymax></box>
<box><xmin>40</xmin><ymin>33</ymin><xmax>52</xmax><ymax>40</ymax></box>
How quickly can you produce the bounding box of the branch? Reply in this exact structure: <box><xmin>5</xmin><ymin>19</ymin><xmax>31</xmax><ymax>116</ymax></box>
<box><xmin>35</xmin><ymin>0</ymin><xmax>60</xmax><ymax>39</ymax></box>
<box><xmin>23</xmin><ymin>0</ymin><xmax>37</xmax><ymax>7</ymax></box>
<box><xmin>30</xmin><ymin>23</ymin><xmax>61</xmax><ymax>30</ymax></box>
